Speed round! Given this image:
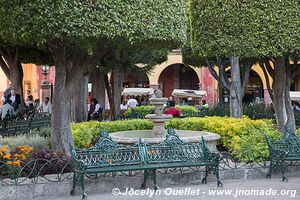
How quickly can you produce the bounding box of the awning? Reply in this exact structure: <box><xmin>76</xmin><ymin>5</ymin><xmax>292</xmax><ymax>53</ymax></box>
<box><xmin>172</xmin><ymin>89</ymin><xmax>207</xmax><ymax>98</ymax></box>
<box><xmin>122</xmin><ymin>88</ymin><xmax>154</xmax><ymax>96</ymax></box>
<box><xmin>290</xmin><ymin>91</ymin><xmax>300</xmax><ymax>101</ymax></box>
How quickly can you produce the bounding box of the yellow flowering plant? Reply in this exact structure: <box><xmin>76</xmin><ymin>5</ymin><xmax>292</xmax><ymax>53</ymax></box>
<box><xmin>166</xmin><ymin>116</ymin><xmax>281</xmax><ymax>162</ymax></box>
<box><xmin>0</xmin><ymin>145</ymin><xmax>33</xmax><ymax>167</ymax></box>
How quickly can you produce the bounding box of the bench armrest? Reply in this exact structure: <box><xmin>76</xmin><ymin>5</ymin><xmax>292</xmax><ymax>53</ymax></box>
<box><xmin>207</xmin><ymin>152</ymin><xmax>222</xmax><ymax>164</ymax></box>
<box><xmin>138</xmin><ymin>138</ymin><xmax>148</xmax><ymax>164</ymax></box>
<box><xmin>69</xmin><ymin>144</ymin><xmax>87</xmax><ymax>171</ymax></box>
<box><xmin>71</xmin><ymin>158</ymin><xmax>86</xmax><ymax>171</ymax></box>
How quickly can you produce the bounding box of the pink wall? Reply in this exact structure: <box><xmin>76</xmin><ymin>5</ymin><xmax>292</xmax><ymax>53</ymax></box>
<box><xmin>201</xmin><ymin>67</ymin><xmax>217</xmax><ymax>105</ymax></box>
<box><xmin>37</xmin><ymin>65</ymin><xmax>55</xmax><ymax>86</ymax></box>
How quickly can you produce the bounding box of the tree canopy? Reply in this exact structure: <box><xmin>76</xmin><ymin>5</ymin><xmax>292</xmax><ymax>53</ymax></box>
<box><xmin>189</xmin><ymin>0</ymin><xmax>300</xmax><ymax>130</ymax></box>
<box><xmin>0</xmin><ymin>0</ymin><xmax>187</xmax><ymax>49</ymax></box>
<box><xmin>0</xmin><ymin>0</ymin><xmax>188</xmax><ymax>152</ymax></box>
<box><xmin>189</xmin><ymin>0</ymin><xmax>300</xmax><ymax>59</ymax></box>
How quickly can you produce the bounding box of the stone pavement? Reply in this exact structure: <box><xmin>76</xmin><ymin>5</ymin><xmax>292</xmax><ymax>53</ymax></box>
<box><xmin>45</xmin><ymin>177</ymin><xmax>300</xmax><ymax>200</ymax></box>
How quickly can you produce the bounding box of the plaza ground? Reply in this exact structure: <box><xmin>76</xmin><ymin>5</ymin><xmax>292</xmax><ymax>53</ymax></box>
<box><xmin>45</xmin><ymin>176</ymin><xmax>300</xmax><ymax>200</ymax></box>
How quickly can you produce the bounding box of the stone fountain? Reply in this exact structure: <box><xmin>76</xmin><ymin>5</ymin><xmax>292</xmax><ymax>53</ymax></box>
<box><xmin>144</xmin><ymin>90</ymin><xmax>172</xmax><ymax>137</ymax></box>
<box><xmin>111</xmin><ymin>90</ymin><xmax>220</xmax><ymax>151</ymax></box>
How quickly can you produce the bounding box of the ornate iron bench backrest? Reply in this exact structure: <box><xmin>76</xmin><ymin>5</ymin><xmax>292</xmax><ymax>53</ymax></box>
<box><xmin>29</xmin><ymin>115</ymin><xmax>51</xmax><ymax>128</ymax></box>
<box><xmin>145</xmin><ymin>128</ymin><xmax>209</xmax><ymax>164</ymax></box>
<box><xmin>283</xmin><ymin>129</ymin><xmax>300</xmax><ymax>142</ymax></box>
<box><xmin>4</xmin><ymin>119</ymin><xmax>30</xmax><ymax>134</ymax></box>
<box><xmin>265</xmin><ymin>134</ymin><xmax>300</xmax><ymax>156</ymax></box>
<box><xmin>70</xmin><ymin>130</ymin><xmax>145</xmax><ymax>168</ymax></box>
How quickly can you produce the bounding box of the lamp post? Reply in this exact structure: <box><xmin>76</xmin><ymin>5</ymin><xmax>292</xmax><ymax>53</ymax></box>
<box><xmin>40</xmin><ymin>65</ymin><xmax>52</xmax><ymax>102</ymax></box>
<box><xmin>41</xmin><ymin>65</ymin><xmax>50</xmax><ymax>85</ymax></box>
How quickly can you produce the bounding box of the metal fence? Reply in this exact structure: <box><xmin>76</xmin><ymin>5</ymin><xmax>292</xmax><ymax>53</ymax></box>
<box><xmin>1</xmin><ymin>153</ymin><xmax>299</xmax><ymax>186</ymax></box>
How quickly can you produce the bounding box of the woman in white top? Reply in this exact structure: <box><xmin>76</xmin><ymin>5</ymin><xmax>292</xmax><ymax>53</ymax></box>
<box><xmin>120</xmin><ymin>100</ymin><xmax>128</xmax><ymax>110</ymax></box>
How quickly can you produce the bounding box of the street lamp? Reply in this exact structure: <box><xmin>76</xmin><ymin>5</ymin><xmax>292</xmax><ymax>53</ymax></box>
<box><xmin>40</xmin><ymin>65</ymin><xmax>52</xmax><ymax>103</ymax></box>
<box><xmin>41</xmin><ymin>65</ymin><xmax>50</xmax><ymax>85</ymax></box>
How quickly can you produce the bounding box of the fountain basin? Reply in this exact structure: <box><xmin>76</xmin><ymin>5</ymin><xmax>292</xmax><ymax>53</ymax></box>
<box><xmin>110</xmin><ymin>129</ymin><xmax>220</xmax><ymax>151</ymax></box>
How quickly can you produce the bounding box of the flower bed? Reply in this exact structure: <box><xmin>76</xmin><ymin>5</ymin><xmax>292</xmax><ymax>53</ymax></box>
<box><xmin>0</xmin><ymin>146</ymin><xmax>71</xmax><ymax>180</ymax></box>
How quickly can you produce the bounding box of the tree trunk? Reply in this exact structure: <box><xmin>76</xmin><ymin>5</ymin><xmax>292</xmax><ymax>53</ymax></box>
<box><xmin>0</xmin><ymin>56</ymin><xmax>10</xmax><ymax>79</ymax></box>
<box><xmin>1</xmin><ymin>49</ymin><xmax>25</xmax><ymax>115</ymax></box>
<box><xmin>91</xmin><ymin>72</ymin><xmax>106</xmax><ymax>117</ymax></box>
<box><xmin>229</xmin><ymin>56</ymin><xmax>243</xmax><ymax>118</ymax></box>
<box><xmin>72</xmin><ymin>74</ymin><xmax>88</xmax><ymax>122</ymax></box>
<box><xmin>111</xmin><ymin>68</ymin><xmax>123</xmax><ymax>120</ymax></box>
<box><xmin>104</xmin><ymin>74</ymin><xmax>114</xmax><ymax>120</ymax></box>
<box><xmin>273</xmin><ymin>57</ymin><xmax>296</xmax><ymax>132</ymax></box>
<box><xmin>9</xmin><ymin>56</ymin><xmax>24</xmax><ymax>115</ymax></box>
<box><xmin>50</xmin><ymin>44</ymin><xmax>74</xmax><ymax>153</ymax></box>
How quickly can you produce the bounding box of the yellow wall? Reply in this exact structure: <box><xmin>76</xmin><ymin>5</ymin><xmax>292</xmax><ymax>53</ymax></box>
<box><xmin>22</xmin><ymin>63</ymin><xmax>39</xmax><ymax>99</ymax></box>
<box><xmin>0</xmin><ymin>68</ymin><xmax>9</xmax><ymax>104</ymax></box>
<box><xmin>148</xmin><ymin>50</ymin><xmax>201</xmax><ymax>85</ymax></box>
<box><xmin>0</xmin><ymin>68</ymin><xmax>8</xmax><ymax>92</ymax></box>
<box><xmin>252</xmin><ymin>63</ymin><xmax>272</xmax><ymax>90</ymax></box>
<box><xmin>0</xmin><ymin>64</ymin><xmax>39</xmax><ymax>103</ymax></box>
<box><xmin>147</xmin><ymin>52</ymin><xmax>273</xmax><ymax>94</ymax></box>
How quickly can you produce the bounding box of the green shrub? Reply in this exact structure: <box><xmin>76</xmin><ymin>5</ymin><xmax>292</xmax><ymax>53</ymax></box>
<box><xmin>176</xmin><ymin>105</ymin><xmax>199</xmax><ymax>113</ymax></box>
<box><xmin>166</xmin><ymin>116</ymin><xmax>281</xmax><ymax>161</ymax></box>
<box><xmin>124</xmin><ymin>106</ymin><xmax>155</xmax><ymax>118</ymax></box>
<box><xmin>31</xmin><ymin>127</ymin><xmax>51</xmax><ymax>138</ymax></box>
<box><xmin>0</xmin><ymin>135</ymin><xmax>49</xmax><ymax>151</ymax></box>
<box><xmin>71</xmin><ymin>119</ymin><xmax>153</xmax><ymax>148</ymax></box>
<box><xmin>207</xmin><ymin>105</ymin><xmax>230</xmax><ymax>117</ymax></box>
<box><xmin>71</xmin><ymin>116</ymin><xmax>282</xmax><ymax>162</ymax></box>
<box><xmin>243</xmin><ymin>103</ymin><xmax>274</xmax><ymax>119</ymax></box>
<box><xmin>176</xmin><ymin>106</ymin><xmax>203</xmax><ymax>117</ymax></box>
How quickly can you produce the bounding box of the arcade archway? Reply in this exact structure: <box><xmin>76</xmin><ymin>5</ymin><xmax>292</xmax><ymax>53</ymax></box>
<box><xmin>158</xmin><ymin>64</ymin><xmax>199</xmax><ymax>97</ymax></box>
<box><xmin>221</xmin><ymin>70</ymin><xmax>264</xmax><ymax>104</ymax></box>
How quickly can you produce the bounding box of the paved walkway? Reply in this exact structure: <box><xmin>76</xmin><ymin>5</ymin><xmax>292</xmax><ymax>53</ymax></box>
<box><xmin>45</xmin><ymin>177</ymin><xmax>300</xmax><ymax>200</ymax></box>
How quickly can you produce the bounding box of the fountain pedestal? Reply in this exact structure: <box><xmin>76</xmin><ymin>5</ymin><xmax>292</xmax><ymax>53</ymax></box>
<box><xmin>145</xmin><ymin>90</ymin><xmax>172</xmax><ymax>137</ymax></box>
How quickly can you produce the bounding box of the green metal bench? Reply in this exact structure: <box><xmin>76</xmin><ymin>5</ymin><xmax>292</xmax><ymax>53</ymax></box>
<box><xmin>70</xmin><ymin>128</ymin><xmax>222</xmax><ymax>200</ymax></box>
<box><xmin>264</xmin><ymin>131</ymin><xmax>300</xmax><ymax>181</ymax></box>
<box><xmin>28</xmin><ymin>114</ymin><xmax>51</xmax><ymax>129</ymax></box>
<box><xmin>0</xmin><ymin>115</ymin><xmax>51</xmax><ymax>137</ymax></box>
<box><xmin>0</xmin><ymin>119</ymin><xmax>30</xmax><ymax>137</ymax></box>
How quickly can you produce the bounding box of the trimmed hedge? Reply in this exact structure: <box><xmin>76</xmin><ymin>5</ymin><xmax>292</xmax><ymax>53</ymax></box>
<box><xmin>71</xmin><ymin>116</ymin><xmax>281</xmax><ymax>161</ymax></box>
<box><xmin>124</xmin><ymin>106</ymin><xmax>155</xmax><ymax>117</ymax></box>
<box><xmin>166</xmin><ymin>116</ymin><xmax>281</xmax><ymax>161</ymax></box>
<box><xmin>71</xmin><ymin>119</ymin><xmax>153</xmax><ymax>148</ymax></box>
<box><xmin>176</xmin><ymin>105</ymin><xmax>199</xmax><ymax>113</ymax></box>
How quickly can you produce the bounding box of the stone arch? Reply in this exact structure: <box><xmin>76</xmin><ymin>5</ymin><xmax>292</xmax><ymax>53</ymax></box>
<box><xmin>148</xmin><ymin>52</ymin><xmax>201</xmax><ymax>86</ymax></box>
<box><xmin>157</xmin><ymin>64</ymin><xmax>200</xmax><ymax>97</ymax></box>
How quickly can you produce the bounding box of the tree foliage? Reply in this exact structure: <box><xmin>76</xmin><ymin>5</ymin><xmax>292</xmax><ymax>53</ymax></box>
<box><xmin>189</xmin><ymin>0</ymin><xmax>300</xmax><ymax>58</ymax></box>
<box><xmin>0</xmin><ymin>0</ymin><xmax>188</xmax><ymax>152</ymax></box>
<box><xmin>189</xmin><ymin>0</ymin><xmax>300</xmax><ymax>130</ymax></box>
<box><xmin>0</xmin><ymin>0</ymin><xmax>187</xmax><ymax>49</ymax></box>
